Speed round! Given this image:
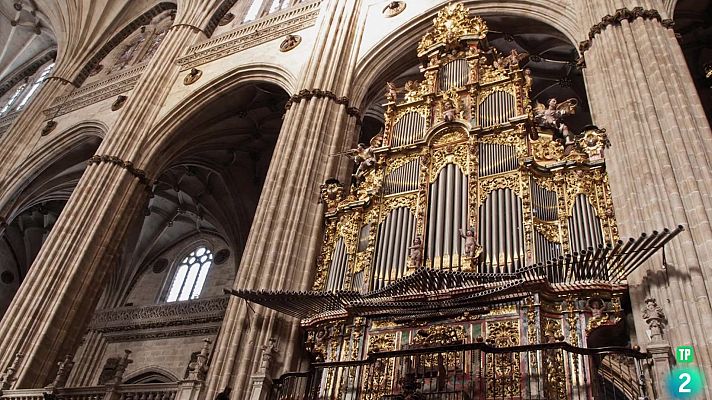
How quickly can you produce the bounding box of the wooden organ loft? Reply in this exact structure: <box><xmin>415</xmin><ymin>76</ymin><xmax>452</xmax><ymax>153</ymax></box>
<box><xmin>228</xmin><ymin>4</ymin><xmax>682</xmax><ymax>399</ymax></box>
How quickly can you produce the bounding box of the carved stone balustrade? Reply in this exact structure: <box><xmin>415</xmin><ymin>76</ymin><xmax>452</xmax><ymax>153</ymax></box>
<box><xmin>88</xmin><ymin>296</ymin><xmax>229</xmax><ymax>342</ymax></box>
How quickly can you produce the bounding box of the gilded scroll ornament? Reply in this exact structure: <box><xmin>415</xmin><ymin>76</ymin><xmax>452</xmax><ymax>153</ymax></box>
<box><xmin>578</xmin><ymin>127</ymin><xmax>610</xmax><ymax>161</ymax></box>
<box><xmin>417</xmin><ymin>3</ymin><xmax>487</xmax><ymax>56</ymax></box>
<box><xmin>534</xmin><ymin>222</ymin><xmax>561</xmax><ymax>244</ymax></box>
<box><xmin>486</xmin><ymin>320</ymin><xmax>521</xmax><ymax>396</ymax></box>
<box><xmin>478</xmin><ymin>173</ymin><xmax>520</xmax><ymax>204</ymax></box>
<box><xmin>532</xmin><ymin>136</ymin><xmax>564</xmax><ymax>162</ymax></box>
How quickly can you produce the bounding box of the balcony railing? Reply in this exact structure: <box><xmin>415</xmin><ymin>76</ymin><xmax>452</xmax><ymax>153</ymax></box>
<box><xmin>1</xmin><ymin>383</ymin><xmax>178</xmax><ymax>400</ymax></box>
<box><xmin>270</xmin><ymin>341</ymin><xmax>653</xmax><ymax>400</ymax></box>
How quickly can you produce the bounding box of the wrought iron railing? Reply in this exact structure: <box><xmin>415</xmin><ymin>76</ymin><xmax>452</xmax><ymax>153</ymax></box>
<box><xmin>270</xmin><ymin>341</ymin><xmax>653</xmax><ymax>400</ymax></box>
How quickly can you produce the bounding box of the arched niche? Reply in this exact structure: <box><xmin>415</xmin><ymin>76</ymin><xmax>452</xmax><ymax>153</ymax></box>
<box><xmin>0</xmin><ymin>131</ymin><xmax>102</xmax><ymax>317</ymax></box>
<box><xmin>101</xmin><ymin>81</ymin><xmax>290</xmax><ymax>308</ymax></box>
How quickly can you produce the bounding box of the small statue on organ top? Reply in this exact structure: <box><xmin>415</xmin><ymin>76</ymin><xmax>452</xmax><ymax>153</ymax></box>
<box><xmin>459</xmin><ymin>227</ymin><xmax>480</xmax><ymax>258</ymax></box>
<box><xmin>408</xmin><ymin>237</ymin><xmax>423</xmax><ymax>267</ymax></box>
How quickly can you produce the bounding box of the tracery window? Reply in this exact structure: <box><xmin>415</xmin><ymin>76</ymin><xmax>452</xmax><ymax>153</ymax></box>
<box><xmin>166</xmin><ymin>246</ymin><xmax>213</xmax><ymax>302</ymax></box>
<box><xmin>0</xmin><ymin>83</ymin><xmax>27</xmax><ymax>115</ymax></box>
<box><xmin>16</xmin><ymin>63</ymin><xmax>54</xmax><ymax>111</ymax></box>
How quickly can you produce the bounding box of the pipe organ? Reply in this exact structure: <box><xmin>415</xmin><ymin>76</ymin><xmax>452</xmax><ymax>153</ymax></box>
<box><xmin>230</xmin><ymin>5</ymin><xmax>683</xmax><ymax>399</ymax></box>
<box><xmin>314</xmin><ymin>20</ymin><xmax>619</xmax><ymax>292</ymax></box>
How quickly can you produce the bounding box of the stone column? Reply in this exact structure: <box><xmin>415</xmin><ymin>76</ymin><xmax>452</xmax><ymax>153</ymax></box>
<box><xmin>0</xmin><ymin>2</ymin><xmax>215</xmax><ymax>387</ymax></box>
<box><xmin>579</xmin><ymin>0</ymin><xmax>712</xmax><ymax>396</ymax></box>
<box><xmin>204</xmin><ymin>1</ymin><xmax>365</xmax><ymax>398</ymax></box>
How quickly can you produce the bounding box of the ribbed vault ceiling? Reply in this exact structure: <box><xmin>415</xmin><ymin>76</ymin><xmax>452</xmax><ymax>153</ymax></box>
<box><xmin>0</xmin><ymin>1</ymin><xmax>56</xmax><ymax>83</ymax></box>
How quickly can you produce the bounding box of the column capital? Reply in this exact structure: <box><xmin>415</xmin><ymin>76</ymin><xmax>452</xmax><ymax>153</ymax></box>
<box><xmin>286</xmin><ymin>89</ymin><xmax>362</xmax><ymax>124</ymax></box>
<box><xmin>579</xmin><ymin>7</ymin><xmax>674</xmax><ymax>54</ymax></box>
<box><xmin>86</xmin><ymin>155</ymin><xmax>154</xmax><ymax>188</ymax></box>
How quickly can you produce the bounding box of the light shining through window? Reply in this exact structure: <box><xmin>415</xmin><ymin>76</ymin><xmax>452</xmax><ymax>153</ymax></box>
<box><xmin>17</xmin><ymin>63</ymin><xmax>54</xmax><ymax>110</ymax></box>
<box><xmin>0</xmin><ymin>83</ymin><xmax>27</xmax><ymax>115</ymax></box>
<box><xmin>243</xmin><ymin>0</ymin><xmax>264</xmax><ymax>22</ymax></box>
<box><xmin>166</xmin><ymin>246</ymin><xmax>213</xmax><ymax>302</ymax></box>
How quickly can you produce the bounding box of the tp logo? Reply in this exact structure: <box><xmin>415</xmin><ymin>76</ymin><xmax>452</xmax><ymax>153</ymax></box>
<box><xmin>667</xmin><ymin>346</ymin><xmax>703</xmax><ymax>398</ymax></box>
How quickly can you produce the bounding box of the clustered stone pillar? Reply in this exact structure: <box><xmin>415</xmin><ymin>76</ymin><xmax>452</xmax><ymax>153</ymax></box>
<box><xmin>0</xmin><ymin>2</ymin><xmax>215</xmax><ymax>388</ymax></box>
<box><xmin>204</xmin><ymin>1</ymin><xmax>365</xmax><ymax>398</ymax></box>
<box><xmin>579</xmin><ymin>0</ymin><xmax>712</xmax><ymax>397</ymax></box>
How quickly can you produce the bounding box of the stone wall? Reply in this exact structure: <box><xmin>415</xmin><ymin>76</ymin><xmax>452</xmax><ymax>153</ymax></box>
<box><xmin>125</xmin><ymin>233</ymin><xmax>235</xmax><ymax>306</ymax></box>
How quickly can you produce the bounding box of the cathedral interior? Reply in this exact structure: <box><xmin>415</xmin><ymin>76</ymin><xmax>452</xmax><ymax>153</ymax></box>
<box><xmin>0</xmin><ymin>1</ymin><xmax>711</xmax><ymax>399</ymax></box>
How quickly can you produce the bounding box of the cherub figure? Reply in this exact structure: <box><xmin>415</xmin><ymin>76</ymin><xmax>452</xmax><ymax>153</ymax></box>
<box><xmin>408</xmin><ymin>237</ymin><xmax>423</xmax><ymax>267</ymax></box>
<box><xmin>534</xmin><ymin>97</ymin><xmax>577</xmax><ymax>142</ymax></box>
<box><xmin>385</xmin><ymin>81</ymin><xmax>398</xmax><ymax>102</ymax></box>
<box><xmin>459</xmin><ymin>227</ymin><xmax>479</xmax><ymax>258</ymax></box>
<box><xmin>442</xmin><ymin>99</ymin><xmax>457</xmax><ymax>122</ymax></box>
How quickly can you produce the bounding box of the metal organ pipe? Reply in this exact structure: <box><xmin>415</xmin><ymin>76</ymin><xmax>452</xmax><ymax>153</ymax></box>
<box><xmin>426</xmin><ymin>164</ymin><xmax>467</xmax><ymax>271</ymax></box>
<box><xmin>391</xmin><ymin>208</ymin><xmax>405</xmax><ymax>283</ymax></box>
<box><xmin>371</xmin><ymin>207</ymin><xmax>416</xmax><ymax>290</ymax></box>
<box><xmin>438</xmin><ymin>59</ymin><xmax>468</xmax><ymax>91</ymax></box>
<box><xmin>569</xmin><ymin>194</ymin><xmax>603</xmax><ymax>253</ymax></box>
<box><xmin>327</xmin><ymin>238</ymin><xmax>347</xmax><ymax>291</ymax></box>
<box><xmin>444</xmin><ymin>164</ymin><xmax>455</xmax><ymax>266</ymax></box>
<box><xmin>435</xmin><ymin>167</ymin><xmax>447</xmax><ymax>266</ymax></box>
<box><xmin>392</xmin><ymin>112</ymin><xmax>426</xmax><ymax>147</ymax></box>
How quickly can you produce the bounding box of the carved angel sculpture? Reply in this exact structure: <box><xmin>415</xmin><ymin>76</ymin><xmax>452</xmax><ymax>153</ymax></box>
<box><xmin>502</xmin><ymin>48</ymin><xmax>529</xmax><ymax>70</ymax></box>
<box><xmin>534</xmin><ymin>98</ymin><xmax>577</xmax><ymax>142</ymax></box>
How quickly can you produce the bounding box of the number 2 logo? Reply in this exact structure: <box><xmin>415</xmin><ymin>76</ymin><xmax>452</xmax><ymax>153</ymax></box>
<box><xmin>679</xmin><ymin>372</ymin><xmax>692</xmax><ymax>393</ymax></box>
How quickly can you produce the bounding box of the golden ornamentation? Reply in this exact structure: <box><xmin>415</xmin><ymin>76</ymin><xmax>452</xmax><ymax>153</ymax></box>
<box><xmin>485</xmin><ymin>320</ymin><xmax>521</xmax><ymax>397</ymax></box>
<box><xmin>381</xmin><ymin>193</ymin><xmax>418</xmax><ymax>218</ymax></box>
<box><xmin>403</xmin><ymin>80</ymin><xmax>423</xmax><ymax>103</ymax></box>
<box><xmin>371</xmin><ymin>320</ymin><xmax>399</xmax><ymax>330</ymax></box>
<box><xmin>430</xmin><ymin>143</ymin><xmax>468</xmax><ymax>178</ymax></box>
<box><xmin>417</xmin><ymin>3</ymin><xmax>487</xmax><ymax>56</ymax></box>
<box><xmin>586</xmin><ymin>297</ymin><xmax>610</xmax><ymax>334</ymax></box>
<box><xmin>487</xmin><ymin>304</ymin><xmax>517</xmax><ymax>316</ymax></box>
<box><xmin>578</xmin><ymin>127</ymin><xmax>609</xmax><ymax>160</ymax></box>
<box><xmin>431</xmin><ymin>128</ymin><xmax>467</xmax><ymax>147</ymax></box>
<box><xmin>395</xmin><ymin>104</ymin><xmax>429</xmax><ymax>122</ymax></box>
<box><xmin>478</xmin><ymin>173</ymin><xmax>520</xmax><ymax>204</ymax></box>
<box><xmin>411</xmin><ymin>324</ymin><xmax>466</xmax><ymax>345</ymax></box>
<box><xmin>534</xmin><ymin>222</ymin><xmax>561</xmax><ymax>244</ymax></box>
<box><xmin>532</xmin><ymin>136</ymin><xmax>564</xmax><ymax>162</ymax></box>
<box><xmin>411</xmin><ymin>325</ymin><xmax>466</xmax><ymax>370</ymax></box>
<box><xmin>478</xmin><ymin>129</ymin><xmax>520</xmax><ymax>146</ymax></box>
<box><xmin>368</xmin><ymin>333</ymin><xmax>396</xmax><ymax>353</ymax></box>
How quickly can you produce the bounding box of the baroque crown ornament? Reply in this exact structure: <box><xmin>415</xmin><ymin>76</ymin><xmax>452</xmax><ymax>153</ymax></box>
<box><xmin>417</xmin><ymin>3</ymin><xmax>488</xmax><ymax>56</ymax></box>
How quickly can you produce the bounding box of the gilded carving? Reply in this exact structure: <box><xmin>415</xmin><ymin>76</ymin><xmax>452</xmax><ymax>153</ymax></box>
<box><xmin>485</xmin><ymin>320</ymin><xmax>521</xmax><ymax>397</ymax></box>
<box><xmin>417</xmin><ymin>3</ymin><xmax>487</xmax><ymax>56</ymax></box>
<box><xmin>534</xmin><ymin>222</ymin><xmax>561</xmax><ymax>244</ymax></box>
<box><xmin>478</xmin><ymin>173</ymin><xmax>520</xmax><ymax>204</ymax></box>
<box><xmin>532</xmin><ymin>136</ymin><xmax>564</xmax><ymax>162</ymax></box>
